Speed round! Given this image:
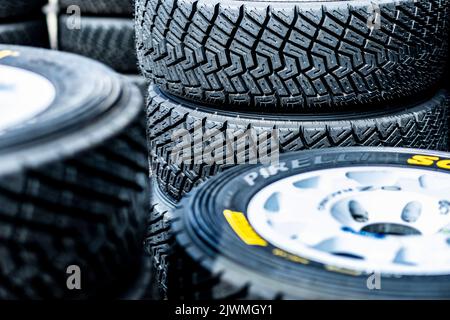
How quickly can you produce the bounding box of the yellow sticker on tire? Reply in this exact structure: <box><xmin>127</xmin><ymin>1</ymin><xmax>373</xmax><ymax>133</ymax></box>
<box><xmin>407</xmin><ymin>155</ymin><xmax>450</xmax><ymax>170</ymax></box>
<box><xmin>272</xmin><ymin>248</ymin><xmax>309</xmax><ymax>265</ymax></box>
<box><xmin>325</xmin><ymin>265</ymin><xmax>361</xmax><ymax>276</ymax></box>
<box><xmin>223</xmin><ymin>210</ymin><xmax>268</xmax><ymax>247</ymax></box>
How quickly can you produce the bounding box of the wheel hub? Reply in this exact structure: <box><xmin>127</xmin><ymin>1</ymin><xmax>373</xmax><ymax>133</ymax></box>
<box><xmin>247</xmin><ymin>166</ymin><xmax>450</xmax><ymax>275</ymax></box>
<box><xmin>0</xmin><ymin>65</ymin><xmax>55</xmax><ymax>132</ymax></box>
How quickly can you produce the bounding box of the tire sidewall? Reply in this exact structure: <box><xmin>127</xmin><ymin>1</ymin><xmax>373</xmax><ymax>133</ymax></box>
<box><xmin>179</xmin><ymin>148</ymin><xmax>450</xmax><ymax>299</ymax></box>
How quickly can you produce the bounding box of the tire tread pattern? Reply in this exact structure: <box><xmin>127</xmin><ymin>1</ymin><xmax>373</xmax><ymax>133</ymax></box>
<box><xmin>137</xmin><ymin>0</ymin><xmax>450</xmax><ymax>110</ymax></box>
<box><xmin>147</xmin><ymin>87</ymin><xmax>449</xmax><ymax>202</ymax></box>
<box><xmin>59</xmin><ymin>16</ymin><xmax>137</xmax><ymax>73</ymax></box>
<box><xmin>0</xmin><ymin>117</ymin><xmax>149</xmax><ymax>299</ymax></box>
<box><xmin>146</xmin><ymin>190</ymin><xmax>259</xmax><ymax>299</ymax></box>
<box><xmin>0</xmin><ymin>20</ymin><xmax>49</xmax><ymax>48</ymax></box>
<box><xmin>0</xmin><ymin>0</ymin><xmax>46</xmax><ymax>19</ymax></box>
<box><xmin>59</xmin><ymin>0</ymin><xmax>134</xmax><ymax>16</ymax></box>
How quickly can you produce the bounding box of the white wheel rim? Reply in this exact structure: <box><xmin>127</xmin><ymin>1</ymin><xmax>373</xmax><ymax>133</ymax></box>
<box><xmin>0</xmin><ymin>65</ymin><xmax>55</xmax><ymax>133</ymax></box>
<box><xmin>247</xmin><ymin>166</ymin><xmax>450</xmax><ymax>276</ymax></box>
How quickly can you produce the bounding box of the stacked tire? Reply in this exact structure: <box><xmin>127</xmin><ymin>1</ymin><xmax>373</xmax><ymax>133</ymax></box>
<box><xmin>136</xmin><ymin>0</ymin><xmax>450</xmax><ymax>299</ymax></box>
<box><xmin>53</xmin><ymin>1</ymin><xmax>153</xmax><ymax>298</ymax></box>
<box><xmin>0</xmin><ymin>0</ymin><xmax>49</xmax><ymax>47</ymax></box>
<box><xmin>58</xmin><ymin>0</ymin><xmax>145</xmax><ymax>91</ymax></box>
<box><xmin>0</xmin><ymin>45</ymin><xmax>149</xmax><ymax>299</ymax></box>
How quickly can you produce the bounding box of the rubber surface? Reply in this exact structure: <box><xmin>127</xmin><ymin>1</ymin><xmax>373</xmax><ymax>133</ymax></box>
<box><xmin>124</xmin><ymin>74</ymin><xmax>149</xmax><ymax>97</ymax></box>
<box><xmin>0</xmin><ymin>46</ymin><xmax>149</xmax><ymax>299</ymax></box>
<box><xmin>155</xmin><ymin>148</ymin><xmax>450</xmax><ymax>299</ymax></box>
<box><xmin>59</xmin><ymin>15</ymin><xmax>137</xmax><ymax>73</ymax></box>
<box><xmin>136</xmin><ymin>0</ymin><xmax>450</xmax><ymax>111</ymax></box>
<box><xmin>0</xmin><ymin>20</ymin><xmax>49</xmax><ymax>48</ymax></box>
<box><xmin>145</xmin><ymin>179</ymin><xmax>176</xmax><ymax>299</ymax></box>
<box><xmin>59</xmin><ymin>0</ymin><xmax>134</xmax><ymax>16</ymax></box>
<box><xmin>0</xmin><ymin>0</ymin><xmax>46</xmax><ymax>19</ymax></box>
<box><xmin>147</xmin><ymin>85</ymin><xmax>450</xmax><ymax>202</ymax></box>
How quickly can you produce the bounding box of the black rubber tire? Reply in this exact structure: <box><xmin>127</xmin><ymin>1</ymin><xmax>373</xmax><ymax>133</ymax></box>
<box><xmin>59</xmin><ymin>0</ymin><xmax>134</xmax><ymax>17</ymax></box>
<box><xmin>0</xmin><ymin>0</ymin><xmax>46</xmax><ymax>19</ymax></box>
<box><xmin>136</xmin><ymin>0</ymin><xmax>450</xmax><ymax>112</ymax></box>
<box><xmin>145</xmin><ymin>179</ymin><xmax>176</xmax><ymax>299</ymax></box>
<box><xmin>0</xmin><ymin>45</ymin><xmax>149</xmax><ymax>299</ymax></box>
<box><xmin>0</xmin><ymin>20</ymin><xmax>49</xmax><ymax>48</ymax></box>
<box><xmin>147</xmin><ymin>85</ymin><xmax>450</xmax><ymax>202</ymax></box>
<box><xmin>59</xmin><ymin>15</ymin><xmax>137</xmax><ymax>73</ymax></box>
<box><xmin>160</xmin><ymin>148</ymin><xmax>450</xmax><ymax>299</ymax></box>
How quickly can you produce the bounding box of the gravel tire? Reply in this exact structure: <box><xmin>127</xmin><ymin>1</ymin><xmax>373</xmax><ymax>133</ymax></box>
<box><xmin>163</xmin><ymin>148</ymin><xmax>450</xmax><ymax>299</ymax></box>
<box><xmin>146</xmin><ymin>85</ymin><xmax>450</xmax><ymax>202</ymax></box>
<box><xmin>59</xmin><ymin>15</ymin><xmax>137</xmax><ymax>73</ymax></box>
<box><xmin>0</xmin><ymin>0</ymin><xmax>46</xmax><ymax>19</ymax></box>
<box><xmin>145</xmin><ymin>179</ymin><xmax>176</xmax><ymax>299</ymax></box>
<box><xmin>0</xmin><ymin>20</ymin><xmax>49</xmax><ymax>48</ymax></box>
<box><xmin>59</xmin><ymin>0</ymin><xmax>134</xmax><ymax>17</ymax></box>
<box><xmin>0</xmin><ymin>45</ymin><xmax>149</xmax><ymax>299</ymax></box>
<box><xmin>136</xmin><ymin>0</ymin><xmax>450</xmax><ymax>112</ymax></box>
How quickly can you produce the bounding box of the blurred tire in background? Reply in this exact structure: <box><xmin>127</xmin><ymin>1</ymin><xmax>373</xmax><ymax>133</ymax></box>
<box><xmin>57</xmin><ymin>0</ymin><xmax>146</xmax><ymax>94</ymax></box>
<box><xmin>0</xmin><ymin>45</ymin><xmax>149</xmax><ymax>299</ymax></box>
<box><xmin>58</xmin><ymin>16</ymin><xmax>136</xmax><ymax>74</ymax></box>
<box><xmin>0</xmin><ymin>0</ymin><xmax>49</xmax><ymax>47</ymax></box>
<box><xmin>59</xmin><ymin>0</ymin><xmax>134</xmax><ymax>16</ymax></box>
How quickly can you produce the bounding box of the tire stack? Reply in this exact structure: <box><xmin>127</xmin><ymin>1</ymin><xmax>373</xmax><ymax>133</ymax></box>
<box><xmin>0</xmin><ymin>45</ymin><xmax>151</xmax><ymax>299</ymax></box>
<box><xmin>0</xmin><ymin>0</ymin><xmax>49</xmax><ymax>47</ymax></box>
<box><xmin>135</xmin><ymin>0</ymin><xmax>450</xmax><ymax>299</ymax></box>
<box><xmin>57</xmin><ymin>0</ymin><xmax>146</xmax><ymax>91</ymax></box>
<box><xmin>52</xmin><ymin>0</ymin><xmax>153</xmax><ymax>298</ymax></box>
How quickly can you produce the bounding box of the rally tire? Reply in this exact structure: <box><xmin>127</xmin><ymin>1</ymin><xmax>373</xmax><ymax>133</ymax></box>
<box><xmin>0</xmin><ymin>104</ymin><xmax>148</xmax><ymax>300</ymax></box>
<box><xmin>0</xmin><ymin>20</ymin><xmax>49</xmax><ymax>48</ymax></box>
<box><xmin>0</xmin><ymin>46</ymin><xmax>149</xmax><ymax>299</ymax></box>
<box><xmin>59</xmin><ymin>16</ymin><xmax>137</xmax><ymax>73</ymax></box>
<box><xmin>145</xmin><ymin>179</ymin><xmax>176</xmax><ymax>299</ymax></box>
<box><xmin>168</xmin><ymin>148</ymin><xmax>450</xmax><ymax>299</ymax></box>
<box><xmin>147</xmin><ymin>85</ymin><xmax>449</xmax><ymax>202</ymax></box>
<box><xmin>59</xmin><ymin>0</ymin><xmax>134</xmax><ymax>16</ymax></box>
<box><xmin>146</xmin><ymin>179</ymin><xmax>258</xmax><ymax>299</ymax></box>
<box><xmin>136</xmin><ymin>0</ymin><xmax>450</xmax><ymax>111</ymax></box>
<box><xmin>0</xmin><ymin>0</ymin><xmax>46</xmax><ymax>19</ymax></box>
